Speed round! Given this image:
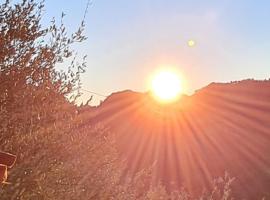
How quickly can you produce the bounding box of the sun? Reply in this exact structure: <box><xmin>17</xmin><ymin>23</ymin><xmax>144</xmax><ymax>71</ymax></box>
<box><xmin>151</xmin><ymin>70</ymin><xmax>182</xmax><ymax>103</ymax></box>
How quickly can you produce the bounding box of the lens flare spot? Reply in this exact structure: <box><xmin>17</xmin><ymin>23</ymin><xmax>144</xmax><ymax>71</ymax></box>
<box><xmin>188</xmin><ymin>40</ymin><xmax>196</xmax><ymax>47</ymax></box>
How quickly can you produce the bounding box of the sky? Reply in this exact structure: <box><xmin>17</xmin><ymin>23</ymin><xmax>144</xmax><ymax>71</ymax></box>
<box><xmin>43</xmin><ymin>0</ymin><xmax>270</xmax><ymax>104</ymax></box>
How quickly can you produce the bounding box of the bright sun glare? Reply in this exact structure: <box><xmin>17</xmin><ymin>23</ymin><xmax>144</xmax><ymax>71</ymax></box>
<box><xmin>151</xmin><ymin>70</ymin><xmax>182</xmax><ymax>102</ymax></box>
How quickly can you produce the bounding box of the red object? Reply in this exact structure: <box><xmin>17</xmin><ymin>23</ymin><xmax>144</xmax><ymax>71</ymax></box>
<box><xmin>0</xmin><ymin>152</ymin><xmax>16</xmax><ymax>184</ymax></box>
<box><xmin>0</xmin><ymin>152</ymin><xmax>16</xmax><ymax>168</ymax></box>
<box><xmin>0</xmin><ymin>164</ymin><xmax>7</xmax><ymax>183</ymax></box>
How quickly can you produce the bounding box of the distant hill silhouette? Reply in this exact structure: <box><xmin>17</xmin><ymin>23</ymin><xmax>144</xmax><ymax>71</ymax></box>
<box><xmin>83</xmin><ymin>80</ymin><xmax>270</xmax><ymax>199</ymax></box>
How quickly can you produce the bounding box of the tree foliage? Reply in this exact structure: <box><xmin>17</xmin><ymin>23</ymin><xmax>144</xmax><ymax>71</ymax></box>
<box><xmin>0</xmin><ymin>0</ymin><xmax>86</xmax><ymax>144</ymax></box>
<box><xmin>0</xmin><ymin>0</ymin><xmax>90</xmax><ymax>198</ymax></box>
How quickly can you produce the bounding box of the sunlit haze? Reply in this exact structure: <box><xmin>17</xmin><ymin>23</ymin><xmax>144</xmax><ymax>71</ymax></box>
<box><xmin>2</xmin><ymin>1</ymin><xmax>270</xmax><ymax>198</ymax></box>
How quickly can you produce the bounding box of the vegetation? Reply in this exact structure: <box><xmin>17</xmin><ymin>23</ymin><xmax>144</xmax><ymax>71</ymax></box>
<box><xmin>0</xmin><ymin>0</ymin><xmax>237</xmax><ymax>199</ymax></box>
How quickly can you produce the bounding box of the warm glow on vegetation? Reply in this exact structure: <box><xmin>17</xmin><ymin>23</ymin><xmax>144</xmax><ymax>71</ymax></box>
<box><xmin>151</xmin><ymin>70</ymin><xmax>182</xmax><ymax>102</ymax></box>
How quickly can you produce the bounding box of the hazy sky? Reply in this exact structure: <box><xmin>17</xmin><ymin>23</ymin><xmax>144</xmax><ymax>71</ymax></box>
<box><xmin>43</xmin><ymin>0</ymin><xmax>270</xmax><ymax>104</ymax></box>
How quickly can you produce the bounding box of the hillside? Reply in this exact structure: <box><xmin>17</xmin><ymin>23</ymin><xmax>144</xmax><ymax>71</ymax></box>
<box><xmin>85</xmin><ymin>80</ymin><xmax>270</xmax><ymax>199</ymax></box>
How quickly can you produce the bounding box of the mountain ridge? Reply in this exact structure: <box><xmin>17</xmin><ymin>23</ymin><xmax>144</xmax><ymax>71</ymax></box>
<box><xmin>81</xmin><ymin>79</ymin><xmax>270</xmax><ymax>199</ymax></box>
